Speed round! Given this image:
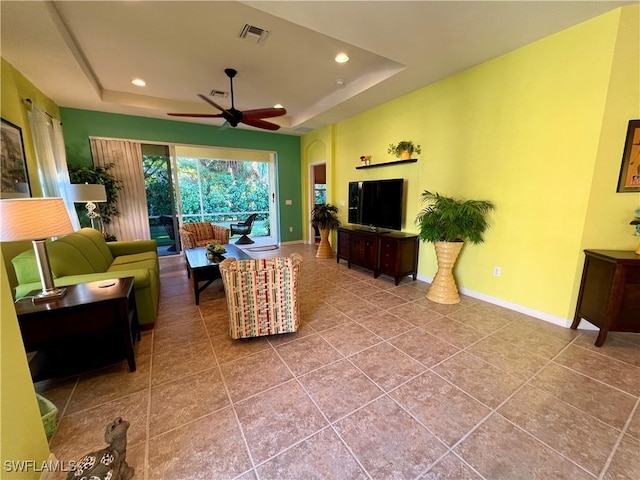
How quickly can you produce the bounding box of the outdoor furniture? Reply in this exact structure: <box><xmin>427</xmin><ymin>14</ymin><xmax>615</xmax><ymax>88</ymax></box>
<box><xmin>159</xmin><ymin>215</ymin><xmax>177</xmax><ymax>251</ymax></box>
<box><xmin>230</xmin><ymin>213</ymin><xmax>258</xmax><ymax>245</ymax></box>
<box><xmin>219</xmin><ymin>254</ymin><xmax>303</xmax><ymax>339</ymax></box>
<box><xmin>179</xmin><ymin>222</ymin><xmax>230</xmax><ymax>250</ymax></box>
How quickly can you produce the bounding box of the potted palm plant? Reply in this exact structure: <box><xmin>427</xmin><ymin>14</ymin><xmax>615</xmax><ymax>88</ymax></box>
<box><xmin>388</xmin><ymin>141</ymin><xmax>422</xmax><ymax>160</ymax></box>
<box><xmin>415</xmin><ymin>190</ymin><xmax>495</xmax><ymax>304</ymax></box>
<box><xmin>311</xmin><ymin>203</ymin><xmax>341</xmax><ymax>258</ymax></box>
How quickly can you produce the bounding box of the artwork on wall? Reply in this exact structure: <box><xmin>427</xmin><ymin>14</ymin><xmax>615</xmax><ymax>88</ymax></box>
<box><xmin>617</xmin><ymin>119</ymin><xmax>640</xmax><ymax>193</ymax></box>
<box><xmin>0</xmin><ymin>118</ymin><xmax>31</xmax><ymax>198</ymax></box>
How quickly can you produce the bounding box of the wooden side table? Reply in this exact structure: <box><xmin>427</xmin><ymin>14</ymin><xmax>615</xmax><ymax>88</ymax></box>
<box><xmin>14</xmin><ymin>277</ymin><xmax>140</xmax><ymax>374</ymax></box>
<box><xmin>571</xmin><ymin>250</ymin><xmax>640</xmax><ymax>346</ymax></box>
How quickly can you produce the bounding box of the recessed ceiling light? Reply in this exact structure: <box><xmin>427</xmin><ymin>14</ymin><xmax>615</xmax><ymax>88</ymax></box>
<box><xmin>274</xmin><ymin>104</ymin><xmax>284</xmax><ymax>109</ymax></box>
<box><xmin>335</xmin><ymin>53</ymin><xmax>349</xmax><ymax>64</ymax></box>
<box><xmin>131</xmin><ymin>78</ymin><xmax>146</xmax><ymax>87</ymax></box>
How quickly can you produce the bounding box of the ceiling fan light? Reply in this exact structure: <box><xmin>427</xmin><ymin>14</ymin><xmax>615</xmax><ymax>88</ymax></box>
<box><xmin>335</xmin><ymin>53</ymin><xmax>349</xmax><ymax>64</ymax></box>
<box><xmin>131</xmin><ymin>78</ymin><xmax>146</xmax><ymax>87</ymax></box>
<box><xmin>274</xmin><ymin>104</ymin><xmax>284</xmax><ymax>109</ymax></box>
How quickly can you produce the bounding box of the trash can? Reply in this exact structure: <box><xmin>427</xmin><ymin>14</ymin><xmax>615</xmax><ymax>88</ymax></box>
<box><xmin>36</xmin><ymin>394</ymin><xmax>58</xmax><ymax>437</ymax></box>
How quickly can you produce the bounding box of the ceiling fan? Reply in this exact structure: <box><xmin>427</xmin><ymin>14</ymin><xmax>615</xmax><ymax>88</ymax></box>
<box><xmin>168</xmin><ymin>68</ymin><xmax>286</xmax><ymax>131</ymax></box>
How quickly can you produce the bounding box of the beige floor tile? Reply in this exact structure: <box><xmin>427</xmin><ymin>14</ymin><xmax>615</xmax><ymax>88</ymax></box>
<box><xmin>210</xmin><ymin>334</ymin><xmax>271</xmax><ymax>364</ymax></box>
<box><xmin>256</xmin><ymin>427</ymin><xmax>368</xmax><ymax>479</ymax></box>
<box><xmin>34</xmin><ymin>376</ymin><xmax>78</xmax><ymax>417</ymax></box>
<box><xmin>433</xmin><ymin>352</ymin><xmax>523</xmax><ymax>408</ymax></box>
<box><xmin>455</xmin><ymin>414</ymin><xmax>594</xmax><ymax>480</ymax></box>
<box><xmin>305</xmin><ymin>304</ymin><xmax>351</xmax><ymax>331</ymax></box>
<box><xmin>626</xmin><ymin>406</ymin><xmax>640</xmax><ymax>440</ymax></box>
<box><xmin>414</xmin><ymin>297</ymin><xmax>466</xmax><ymax>316</ymax></box>
<box><xmin>65</xmin><ymin>357</ymin><xmax>150</xmax><ymax>415</ymax></box>
<box><xmin>265</xmin><ymin>321</ymin><xmax>315</xmax><ymax>346</ymax></box>
<box><xmin>299</xmin><ymin>359</ymin><xmax>383</xmax><ymax>422</ymax></box>
<box><xmin>276</xmin><ymin>334</ymin><xmax>343</xmax><ymax>376</ymax></box>
<box><xmin>573</xmin><ymin>332</ymin><xmax>640</xmax><ymax>367</ymax></box>
<box><xmin>389</xmin><ymin>329</ymin><xmax>460</xmax><ymax>367</ymax></box>
<box><xmin>391</xmin><ymin>371</ymin><xmax>491</xmax><ymax>446</ymax></box>
<box><xmin>446</xmin><ymin>307</ymin><xmax>513</xmax><ymax>335</ymax></box>
<box><xmin>333</xmin><ymin>297</ymin><xmax>380</xmax><ymax>320</ymax></box>
<box><xmin>603</xmin><ymin>434</ymin><xmax>640</xmax><ymax>480</ymax></box>
<box><xmin>153</xmin><ymin>319</ymin><xmax>208</xmax><ymax>353</ymax></box>
<box><xmin>499</xmin><ymin>385</ymin><xmax>621</xmax><ymax>475</ymax></box>
<box><xmin>421</xmin><ymin>317</ymin><xmax>486</xmax><ymax>349</ymax></box>
<box><xmin>320</xmin><ymin>321</ymin><xmax>382</xmax><ymax>356</ymax></box>
<box><xmin>149</xmin><ymin>367</ymin><xmax>229</xmax><ymax>437</ymax></box>
<box><xmin>554</xmin><ymin>345</ymin><xmax>640</xmax><ymax>395</ymax></box>
<box><xmin>152</xmin><ymin>339</ymin><xmax>215</xmax><ymax>386</ymax></box>
<box><xmin>148</xmin><ymin>407</ymin><xmax>252</xmax><ymax>480</ymax></box>
<box><xmin>422</xmin><ymin>453</ymin><xmax>484</xmax><ymax>479</ymax></box>
<box><xmin>388</xmin><ymin>301</ymin><xmax>444</xmax><ymax>328</ymax></box>
<box><xmin>235</xmin><ymin>380</ymin><xmax>327</xmax><ymax>464</ymax></box>
<box><xmin>466</xmin><ymin>334</ymin><xmax>549</xmax><ymax>380</ymax></box>
<box><xmin>361</xmin><ymin>290</ymin><xmax>408</xmax><ymax>309</ymax></box>
<box><xmin>350</xmin><ymin>342</ymin><xmax>426</xmax><ymax>392</ymax></box>
<box><xmin>530</xmin><ymin>363</ymin><xmax>636</xmax><ymax>429</ymax></box>
<box><xmin>334</xmin><ymin>396</ymin><xmax>447</xmax><ymax>479</ymax></box>
<box><xmin>493</xmin><ymin>320</ymin><xmax>575</xmax><ymax>358</ymax></box>
<box><xmin>355</xmin><ymin>311</ymin><xmax>416</xmax><ymax>339</ymax></box>
<box><xmin>220</xmin><ymin>349</ymin><xmax>293</xmax><ymax>402</ymax></box>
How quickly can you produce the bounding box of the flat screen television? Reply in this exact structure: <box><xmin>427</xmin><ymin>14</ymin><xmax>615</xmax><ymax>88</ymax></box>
<box><xmin>348</xmin><ymin>178</ymin><xmax>404</xmax><ymax>232</ymax></box>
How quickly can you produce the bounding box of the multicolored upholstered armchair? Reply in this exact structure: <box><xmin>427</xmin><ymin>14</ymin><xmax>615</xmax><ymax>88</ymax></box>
<box><xmin>219</xmin><ymin>254</ymin><xmax>303</xmax><ymax>339</ymax></box>
<box><xmin>179</xmin><ymin>222</ymin><xmax>230</xmax><ymax>250</ymax></box>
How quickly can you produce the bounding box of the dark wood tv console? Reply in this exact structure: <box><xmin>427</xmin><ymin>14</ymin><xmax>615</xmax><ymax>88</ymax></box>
<box><xmin>337</xmin><ymin>225</ymin><xmax>419</xmax><ymax>285</ymax></box>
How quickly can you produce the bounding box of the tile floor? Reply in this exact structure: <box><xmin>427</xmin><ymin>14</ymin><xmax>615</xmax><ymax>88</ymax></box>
<box><xmin>37</xmin><ymin>244</ymin><xmax>640</xmax><ymax>480</ymax></box>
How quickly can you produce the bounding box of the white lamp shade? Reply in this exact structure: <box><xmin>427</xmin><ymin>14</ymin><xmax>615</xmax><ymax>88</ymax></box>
<box><xmin>0</xmin><ymin>198</ymin><xmax>74</xmax><ymax>241</ymax></box>
<box><xmin>68</xmin><ymin>184</ymin><xmax>107</xmax><ymax>203</ymax></box>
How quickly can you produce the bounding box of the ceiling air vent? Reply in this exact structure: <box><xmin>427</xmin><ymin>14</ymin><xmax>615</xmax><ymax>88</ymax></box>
<box><xmin>295</xmin><ymin>127</ymin><xmax>314</xmax><ymax>133</ymax></box>
<box><xmin>209</xmin><ymin>89</ymin><xmax>228</xmax><ymax>98</ymax></box>
<box><xmin>239</xmin><ymin>24</ymin><xmax>270</xmax><ymax>44</ymax></box>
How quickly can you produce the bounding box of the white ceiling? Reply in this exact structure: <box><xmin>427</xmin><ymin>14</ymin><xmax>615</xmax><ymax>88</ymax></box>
<box><xmin>1</xmin><ymin>1</ymin><xmax>632</xmax><ymax>135</ymax></box>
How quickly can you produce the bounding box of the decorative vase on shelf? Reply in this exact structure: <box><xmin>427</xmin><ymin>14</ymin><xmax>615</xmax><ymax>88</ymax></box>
<box><xmin>400</xmin><ymin>150</ymin><xmax>411</xmax><ymax>160</ymax></box>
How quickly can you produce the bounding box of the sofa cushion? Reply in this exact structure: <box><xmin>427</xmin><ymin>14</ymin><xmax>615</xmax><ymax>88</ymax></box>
<box><xmin>55</xmin><ymin>228</ymin><xmax>114</xmax><ymax>272</ymax></box>
<box><xmin>12</xmin><ymin>249</ymin><xmax>46</xmax><ymax>285</ymax></box>
<box><xmin>107</xmin><ymin>260</ymin><xmax>157</xmax><ymax>282</ymax></box>
<box><xmin>110</xmin><ymin>251</ymin><xmax>158</xmax><ymax>267</ymax></box>
<box><xmin>48</xmin><ymin>241</ymin><xmax>97</xmax><ymax>276</ymax></box>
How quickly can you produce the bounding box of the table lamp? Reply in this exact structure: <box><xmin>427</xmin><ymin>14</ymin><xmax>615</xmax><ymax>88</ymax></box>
<box><xmin>68</xmin><ymin>183</ymin><xmax>107</xmax><ymax>230</ymax></box>
<box><xmin>0</xmin><ymin>198</ymin><xmax>74</xmax><ymax>302</ymax></box>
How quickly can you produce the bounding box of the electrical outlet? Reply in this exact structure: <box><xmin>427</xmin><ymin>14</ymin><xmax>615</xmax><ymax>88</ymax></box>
<box><xmin>289</xmin><ymin>227</ymin><xmax>293</xmax><ymax>232</ymax></box>
<box><xmin>493</xmin><ymin>266</ymin><xmax>501</xmax><ymax>277</ymax></box>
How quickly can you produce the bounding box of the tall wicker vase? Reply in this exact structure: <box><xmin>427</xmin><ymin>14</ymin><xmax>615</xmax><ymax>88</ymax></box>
<box><xmin>316</xmin><ymin>228</ymin><xmax>334</xmax><ymax>258</ymax></box>
<box><xmin>426</xmin><ymin>241</ymin><xmax>464</xmax><ymax>304</ymax></box>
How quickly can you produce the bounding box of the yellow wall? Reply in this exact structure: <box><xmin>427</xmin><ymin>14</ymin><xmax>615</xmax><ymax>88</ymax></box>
<box><xmin>1</xmin><ymin>58</ymin><xmax>56</xmax><ymax>477</ymax></box>
<box><xmin>1</xmin><ymin>255</ymin><xmax>50</xmax><ymax>479</ymax></box>
<box><xmin>304</xmin><ymin>6</ymin><xmax>640</xmax><ymax>320</ymax></box>
<box><xmin>1</xmin><ymin>58</ymin><xmax>61</xmax><ymax>198</ymax></box>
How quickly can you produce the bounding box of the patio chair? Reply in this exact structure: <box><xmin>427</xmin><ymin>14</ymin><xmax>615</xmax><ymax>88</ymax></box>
<box><xmin>219</xmin><ymin>254</ymin><xmax>303</xmax><ymax>339</ymax></box>
<box><xmin>159</xmin><ymin>215</ymin><xmax>177</xmax><ymax>251</ymax></box>
<box><xmin>179</xmin><ymin>222</ymin><xmax>230</xmax><ymax>250</ymax></box>
<box><xmin>230</xmin><ymin>213</ymin><xmax>258</xmax><ymax>245</ymax></box>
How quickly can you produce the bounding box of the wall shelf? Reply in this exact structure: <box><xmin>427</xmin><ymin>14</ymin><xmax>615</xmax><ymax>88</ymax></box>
<box><xmin>356</xmin><ymin>158</ymin><xmax>418</xmax><ymax>170</ymax></box>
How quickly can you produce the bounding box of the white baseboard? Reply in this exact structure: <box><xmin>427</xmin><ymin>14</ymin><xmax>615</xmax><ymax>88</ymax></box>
<box><xmin>416</xmin><ymin>274</ymin><xmax>598</xmax><ymax>331</ymax></box>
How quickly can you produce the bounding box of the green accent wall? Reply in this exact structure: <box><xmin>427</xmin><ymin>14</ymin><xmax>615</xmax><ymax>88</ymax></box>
<box><xmin>303</xmin><ymin>6</ymin><xmax>640</xmax><ymax>321</ymax></box>
<box><xmin>59</xmin><ymin>108</ymin><xmax>303</xmax><ymax>242</ymax></box>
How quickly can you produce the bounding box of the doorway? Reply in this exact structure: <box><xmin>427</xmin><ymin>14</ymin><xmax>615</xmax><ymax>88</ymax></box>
<box><xmin>310</xmin><ymin>162</ymin><xmax>326</xmax><ymax>243</ymax></box>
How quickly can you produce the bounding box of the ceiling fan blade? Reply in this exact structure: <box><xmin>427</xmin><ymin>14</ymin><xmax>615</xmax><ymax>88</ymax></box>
<box><xmin>167</xmin><ymin>113</ymin><xmax>224</xmax><ymax>118</ymax></box>
<box><xmin>197</xmin><ymin>94</ymin><xmax>227</xmax><ymax>112</ymax></box>
<box><xmin>241</xmin><ymin>118</ymin><xmax>281</xmax><ymax>131</ymax></box>
<box><xmin>243</xmin><ymin>107</ymin><xmax>287</xmax><ymax>120</ymax></box>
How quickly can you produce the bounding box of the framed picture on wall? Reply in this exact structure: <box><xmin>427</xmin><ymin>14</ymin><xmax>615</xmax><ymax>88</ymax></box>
<box><xmin>0</xmin><ymin>118</ymin><xmax>31</xmax><ymax>198</ymax></box>
<box><xmin>617</xmin><ymin>119</ymin><xmax>640</xmax><ymax>193</ymax></box>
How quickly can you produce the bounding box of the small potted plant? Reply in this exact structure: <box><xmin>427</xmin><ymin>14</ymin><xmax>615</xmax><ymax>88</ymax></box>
<box><xmin>311</xmin><ymin>204</ymin><xmax>341</xmax><ymax>258</ymax></box>
<box><xmin>205</xmin><ymin>242</ymin><xmax>227</xmax><ymax>261</ymax></box>
<box><xmin>415</xmin><ymin>190</ymin><xmax>495</xmax><ymax>304</ymax></box>
<box><xmin>388</xmin><ymin>141</ymin><xmax>421</xmax><ymax>160</ymax></box>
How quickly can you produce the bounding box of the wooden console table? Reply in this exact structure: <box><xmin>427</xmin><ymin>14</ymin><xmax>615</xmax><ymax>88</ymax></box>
<box><xmin>14</xmin><ymin>277</ymin><xmax>140</xmax><ymax>375</ymax></box>
<box><xmin>571</xmin><ymin>250</ymin><xmax>640</xmax><ymax>346</ymax></box>
<box><xmin>337</xmin><ymin>225</ymin><xmax>419</xmax><ymax>285</ymax></box>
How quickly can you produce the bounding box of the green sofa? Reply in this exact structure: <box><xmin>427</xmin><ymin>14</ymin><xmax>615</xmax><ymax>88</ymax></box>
<box><xmin>11</xmin><ymin>228</ymin><xmax>160</xmax><ymax>327</ymax></box>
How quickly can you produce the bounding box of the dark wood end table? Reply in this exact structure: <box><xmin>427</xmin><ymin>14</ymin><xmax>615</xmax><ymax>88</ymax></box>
<box><xmin>185</xmin><ymin>244</ymin><xmax>252</xmax><ymax>305</ymax></box>
<box><xmin>14</xmin><ymin>277</ymin><xmax>140</xmax><ymax>374</ymax></box>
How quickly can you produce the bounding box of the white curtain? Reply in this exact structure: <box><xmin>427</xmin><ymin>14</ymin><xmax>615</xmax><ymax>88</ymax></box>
<box><xmin>90</xmin><ymin>138</ymin><xmax>150</xmax><ymax>241</ymax></box>
<box><xmin>27</xmin><ymin>104</ymin><xmax>80</xmax><ymax>230</ymax></box>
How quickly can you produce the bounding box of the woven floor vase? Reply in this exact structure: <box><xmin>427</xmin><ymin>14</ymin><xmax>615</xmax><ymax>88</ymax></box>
<box><xmin>426</xmin><ymin>241</ymin><xmax>464</xmax><ymax>304</ymax></box>
<box><xmin>316</xmin><ymin>228</ymin><xmax>334</xmax><ymax>258</ymax></box>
